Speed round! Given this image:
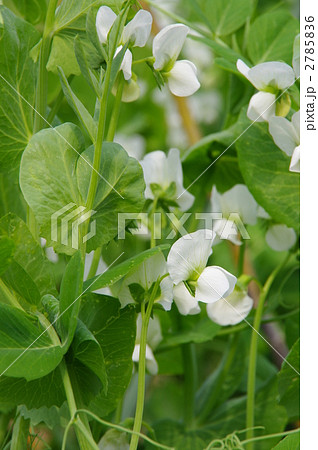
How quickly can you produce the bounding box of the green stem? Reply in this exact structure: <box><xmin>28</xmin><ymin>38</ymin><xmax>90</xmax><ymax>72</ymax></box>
<box><xmin>242</xmin><ymin>427</ymin><xmax>300</xmax><ymax>445</ymax></box>
<box><xmin>150</xmin><ymin>196</ymin><xmax>159</xmax><ymax>248</ymax></box>
<box><xmin>237</xmin><ymin>240</ymin><xmax>246</xmax><ymax>277</ymax></box>
<box><xmin>129</xmin><ymin>289</ymin><xmax>157</xmax><ymax>450</ymax></box>
<box><xmin>245</xmin><ymin>253</ymin><xmax>291</xmax><ymax>449</ymax></box>
<box><xmin>181</xmin><ymin>343</ymin><xmax>197</xmax><ymax>429</ymax></box>
<box><xmin>87</xmin><ymin>247</ymin><xmax>102</xmax><ymax>279</ymax></box>
<box><xmin>106</xmin><ymin>74</ymin><xmax>124</xmax><ymax>141</ymax></box>
<box><xmin>60</xmin><ymin>360</ymin><xmax>98</xmax><ymax>450</ymax></box>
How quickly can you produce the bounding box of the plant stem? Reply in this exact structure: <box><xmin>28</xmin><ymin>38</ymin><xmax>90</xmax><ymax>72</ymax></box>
<box><xmin>237</xmin><ymin>240</ymin><xmax>246</xmax><ymax>276</ymax></box>
<box><xmin>241</xmin><ymin>427</ymin><xmax>300</xmax><ymax>445</ymax></box>
<box><xmin>245</xmin><ymin>253</ymin><xmax>291</xmax><ymax>449</ymax></box>
<box><xmin>129</xmin><ymin>291</ymin><xmax>157</xmax><ymax>450</ymax></box>
<box><xmin>60</xmin><ymin>360</ymin><xmax>98</xmax><ymax>450</ymax></box>
<box><xmin>106</xmin><ymin>74</ymin><xmax>124</xmax><ymax>142</ymax></box>
<box><xmin>150</xmin><ymin>197</ymin><xmax>159</xmax><ymax>248</ymax></box>
<box><xmin>181</xmin><ymin>343</ymin><xmax>197</xmax><ymax>429</ymax></box>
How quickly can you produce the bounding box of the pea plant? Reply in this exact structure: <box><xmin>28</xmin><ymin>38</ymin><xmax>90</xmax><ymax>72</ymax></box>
<box><xmin>0</xmin><ymin>0</ymin><xmax>300</xmax><ymax>449</ymax></box>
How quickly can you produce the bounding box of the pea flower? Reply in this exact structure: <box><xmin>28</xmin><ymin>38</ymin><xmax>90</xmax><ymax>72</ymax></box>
<box><xmin>140</xmin><ymin>148</ymin><xmax>195</xmax><ymax>211</ymax></box>
<box><xmin>206</xmin><ymin>287</ymin><xmax>253</xmax><ymax>326</ymax></box>
<box><xmin>258</xmin><ymin>207</ymin><xmax>297</xmax><ymax>252</ymax></box>
<box><xmin>236</xmin><ymin>59</ymin><xmax>295</xmax><ymax>122</ymax></box>
<box><xmin>167</xmin><ymin>230</ymin><xmax>237</xmax><ymax>315</ymax></box>
<box><xmin>211</xmin><ymin>184</ymin><xmax>258</xmax><ymax>245</ymax></box>
<box><xmin>269</xmin><ymin>111</ymin><xmax>300</xmax><ymax>173</ymax></box>
<box><xmin>96</xmin><ymin>6</ymin><xmax>152</xmax><ymax>92</ymax></box>
<box><xmin>132</xmin><ymin>314</ymin><xmax>162</xmax><ymax>375</ymax></box>
<box><xmin>152</xmin><ymin>24</ymin><xmax>200</xmax><ymax>97</ymax></box>
<box><xmin>113</xmin><ymin>253</ymin><xmax>173</xmax><ymax>311</ymax></box>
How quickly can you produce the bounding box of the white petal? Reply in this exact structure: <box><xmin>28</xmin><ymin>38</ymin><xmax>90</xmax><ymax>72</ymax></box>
<box><xmin>207</xmin><ymin>290</ymin><xmax>253</xmax><ymax>326</ymax></box>
<box><xmin>166</xmin><ymin>148</ymin><xmax>195</xmax><ymax>211</ymax></box>
<box><xmin>117</xmin><ymin>47</ymin><xmax>132</xmax><ymax>80</ymax></box>
<box><xmin>289</xmin><ymin>145</ymin><xmax>300</xmax><ymax>173</ymax></box>
<box><xmin>213</xmin><ymin>184</ymin><xmax>258</xmax><ymax>225</ymax></box>
<box><xmin>265</xmin><ymin>224</ymin><xmax>297</xmax><ymax>252</ymax></box>
<box><xmin>246</xmin><ymin>61</ymin><xmax>295</xmax><ymax>90</ymax></box>
<box><xmin>153</xmin><ymin>24</ymin><xmax>189</xmax><ymax>71</ymax></box>
<box><xmin>173</xmin><ymin>282</ymin><xmax>201</xmax><ymax>315</ymax></box>
<box><xmin>167</xmin><ymin>229</ymin><xmax>215</xmax><ymax>284</ymax></box>
<box><xmin>176</xmin><ymin>189</ymin><xmax>195</xmax><ymax>211</ymax></box>
<box><xmin>213</xmin><ymin>218</ymin><xmax>242</xmax><ymax>246</ymax></box>
<box><xmin>132</xmin><ymin>344</ymin><xmax>158</xmax><ymax>375</ymax></box>
<box><xmin>268</xmin><ymin>116</ymin><xmax>299</xmax><ymax>156</ymax></box>
<box><xmin>293</xmin><ymin>34</ymin><xmax>300</xmax><ymax>78</ymax></box>
<box><xmin>96</xmin><ymin>6</ymin><xmax>117</xmax><ymax>44</ymax></box>
<box><xmin>291</xmin><ymin>110</ymin><xmax>300</xmax><ymax>139</ymax></box>
<box><xmin>247</xmin><ymin>92</ymin><xmax>276</xmax><ymax>122</ymax></box>
<box><xmin>140</xmin><ymin>151</ymin><xmax>168</xmax><ymax>199</ymax></box>
<box><xmin>195</xmin><ymin>266</ymin><xmax>237</xmax><ymax>304</ymax></box>
<box><xmin>147</xmin><ymin>316</ymin><xmax>163</xmax><ymax>349</ymax></box>
<box><xmin>122</xmin><ymin>10</ymin><xmax>153</xmax><ymax>47</ymax></box>
<box><xmin>167</xmin><ymin>60</ymin><xmax>200</xmax><ymax>97</ymax></box>
<box><xmin>158</xmin><ymin>276</ymin><xmax>174</xmax><ymax>311</ymax></box>
<box><xmin>236</xmin><ymin>59</ymin><xmax>251</xmax><ymax>81</ymax></box>
<box><xmin>257</xmin><ymin>206</ymin><xmax>271</xmax><ymax>220</ymax></box>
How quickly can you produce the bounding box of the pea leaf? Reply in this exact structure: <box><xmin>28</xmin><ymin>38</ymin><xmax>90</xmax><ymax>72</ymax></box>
<box><xmin>0</xmin><ymin>173</ymin><xmax>26</xmax><ymax>220</ymax></box>
<box><xmin>79</xmin><ymin>295</ymin><xmax>136</xmax><ymax>416</ymax></box>
<box><xmin>0</xmin><ymin>214</ymin><xmax>57</xmax><ymax>304</ymax></box>
<box><xmin>0</xmin><ymin>7</ymin><xmax>40</xmax><ymax>174</ymax></box>
<box><xmin>47</xmin><ymin>34</ymin><xmax>81</xmax><ymax>77</ymax></box>
<box><xmin>198</xmin><ymin>0</ymin><xmax>253</xmax><ymax>36</ymax></box>
<box><xmin>236</xmin><ymin>120</ymin><xmax>299</xmax><ymax>230</ymax></box>
<box><xmin>84</xmin><ymin>245</ymin><xmax>170</xmax><ymax>292</ymax></box>
<box><xmin>20</xmin><ymin>123</ymin><xmax>145</xmax><ymax>254</ymax></box>
<box><xmin>10</xmin><ymin>0</ymin><xmax>47</xmax><ymax>25</ymax></box>
<box><xmin>0</xmin><ymin>303</ymin><xmax>64</xmax><ymax>381</ymax></box>
<box><xmin>247</xmin><ymin>11</ymin><xmax>300</xmax><ymax>64</ymax></box>
<box><xmin>0</xmin><ymin>236</ymin><xmax>15</xmax><ymax>276</ymax></box>
<box><xmin>278</xmin><ymin>338</ymin><xmax>300</xmax><ymax>419</ymax></box>
<box><xmin>273</xmin><ymin>432</ymin><xmax>300</xmax><ymax>449</ymax></box>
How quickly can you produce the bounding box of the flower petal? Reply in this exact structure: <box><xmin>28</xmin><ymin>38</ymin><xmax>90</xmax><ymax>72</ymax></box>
<box><xmin>289</xmin><ymin>145</ymin><xmax>300</xmax><ymax>173</ymax></box>
<box><xmin>96</xmin><ymin>6</ymin><xmax>117</xmax><ymax>44</ymax></box>
<box><xmin>293</xmin><ymin>34</ymin><xmax>300</xmax><ymax>78</ymax></box>
<box><xmin>121</xmin><ymin>77</ymin><xmax>140</xmax><ymax>103</ymax></box>
<box><xmin>122</xmin><ymin>10</ymin><xmax>153</xmax><ymax>47</ymax></box>
<box><xmin>153</xmin><ymin>24</ymin><xmax>189</xmax><ymax>71</ymax></box>
<box><xmin>269</xmin><ymin>116</ymin><xmax>299</xmax><ymax>156</ymax></box>
<box><xmin>237</xmin><ymin>59</ymin><xmax>295</xmax><ymax>90</ymax></box>
<box><xmin>118</xmin><ymin>47</ymin><xmax>132</xmax><ymax>80</ymax></box>
<box><xmin>206</xmin><ymin>290</ymin><xmax>253</xmax><ymax>326</ymax></box>
<box><xmin>265</xmin><ymin>224</ymin><xmax>297</xmax><ymax>252</ymax></box>
<box><xmin>166</xmin><ymin>148</ymin><xmax>195</xmax><ymax>211</ymax></box>
<box><xmin>140</xmin><ymin>150</ymin><xmax>168</xmax><ymax>199</ymax></box>
<box><xmin>173</xmin><ymin>282</ymin><xmax>201</xmax><ymax>315</ymax></box>
<box><xmin>132</xmin><ymin>344</ymin><xmax>158</xmax><ymax>375</ymax></box>
<box><xmin>167</xmin><ymin>60</ymin><xmax>200</xmax><ymax>97</ymax></box>
<box><xmin>195</xmin><ymin>266</ymin><xmax>237</xmax><ymax>304</ymax></box>
<box><xmin>167</xmin><ymin>229</ymin><xmax>216</xmax><ymax>284</ymax></box>
<box><xmin>291</xmin><ymin>110</ymin><xmax>300</xmax><ymax>138</ymax></box>
<box><xmin>213</xmin><ymin>218</ymin><xmax>242</xmax><ymax>246</ymax></box>
<box><xmin>247</xmin><ymin>91</ymin><xmax>276</xmax><ymax>122</ymax></box>
<box><xmin>159</xmin><ymin>276</ymin><xmax>174</xmax><ymax>311</ymax></box>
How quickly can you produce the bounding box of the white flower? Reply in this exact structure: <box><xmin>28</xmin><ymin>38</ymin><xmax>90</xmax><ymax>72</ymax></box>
<box><xmin>206</xmin><ymin>288</ymin><xmax>253</xmax><ymax>326</ymax></box>
<box><xmin>265</xmin><ymin>224</ymin><xmax>297</xmax><ymax>252</ymax></box>
<box><xmin>237</xmin><ymin>59</ymin><xmax>295</xmax><ymax>122</ymax></box>
<box><xmin>113</xmin><ymin>253</ymin><xmax>173</xmax><ymax>311</ymax></box>
<box><xmin>152</xmin><ymin>24</ymin><xmax>200</xmax><ymax>97</ymax></box>
<box><xmin>140</xmin><ymin>148</ymin><xmax>195</xmax><ymax>211</ymax></box>
<box><xmin>211</xmin><ymin>185</ymin><xmax>258</xmax><ymax>245</ymax></box>
<box><xmin>269</xmin><ymin>111</ymin><xmax>300</xmax><ymax>173</ymax></box>
<box><xmin>293</xmin><ymin>34</ymin><xmax>300</xmax><ymax>79</ymax></box>
<box><xmin>132</xmin><ymin>314</ymin><xmax>162</xmax><ymax>375</ymax></box>
<box><xmin>167</xmin><ymin>230</ymin><xmax>237</xmax><ymax>315</ymax></box>
<box><xmin>96</xmin><ymin>7</ymin><xmax>152</xmax><ymax>81</ymax></box>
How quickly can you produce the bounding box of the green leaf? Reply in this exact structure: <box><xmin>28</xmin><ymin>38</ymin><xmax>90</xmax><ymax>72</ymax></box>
<box><xmin>79</xmin><ymin>295</ymin><xmax>136</xmax><ymax>416</ymax></box>
<box><xmin>0</xmin><ymin>173</ymin><xmax>26</xmax><ymax>220</ymax></box>
<box><xmin>10</xmin><ymin>0</ymin><xmax>47</xmax><ymax>25</ymax></box>
<box><xmin>247</xmin><ymin>11</ymin><xmax>300</xmax><ymax>64</ymax></box>
<box><xmin>57</xmin><ymin>66</ymin><xmax>97</xmax><ymax>142</ymax></box>
<box><xmin>0</xmin><ymin>214</ymin><xmax>57</xmax><ymax>305</ymax></box>
<box><xmin>47</xmin><ymin>34</ymin><xmax>81</xmax><ymax>77</ymax></box>
<box><xmin>10</xmin><ymin>414</ymin><xmax>29</xmax><ymax>450</ymax></box>
<box><xmin>84</xmin><ymin>245</ymin><xmax>170</xmax><ymax>292</ymax></box>
<box><xmin>74</xmin><ymin>35</ymin><xmax>103</xmax><ymax>97</ymax></box>
<box><xmin>71</xmin><ymin>319</ymin><xmax>107</xmax><ymax>390</ymax></box>
<box><xmin>278</xmin><ymin>338</ymin><xmax>300</xmax><ymax>419</ymax></box>
<box><xmin>159</xmin><ymin>318</ymin><xmax>220</xmax><ymax>350</ymax></box>
<box><xmin>198</xmin><ymin>0</ymin><xmax>253</xmax><ymax>36</ymax></box>
<box><xmin>20</xmin><ymin>124</ymin><xmax>145</xmax><ymax>254</ymax></box>
<box><xmin>59</xmin><ymin>251</ymin><xmax>84</xmax><ymax>346</ymax></box>
<box><xmin>0</xmin><ymin>303</ymin><xmax>64</xmax><ymax>380</ymax></box>
<box><xmin>19</xmin><ymin>403</ymin><xmax>70</xmax><ymax>429</ymax></box>
<box><xmin>0</xmin><ymin>236</ymin><xmax>15</xmax><ymax>276</ymax></box>
<box><xmin>273</xmin><ymin>432</ymin><xmax>300</xmax><ymax>449</ymax></box>
<box><xmin>76</xmin><ymin>142</ymin><xmax>145</xmax><ymax>252</ymax></box>
<box><xmin>236</xmin><ymin>119</ymin><xmax>299</xmax><ymax>230</ymax></box>
<box><xmin>0</xmin><ymin>7</ymin><xmax>40</xmax><ymax>174</ymax></box>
